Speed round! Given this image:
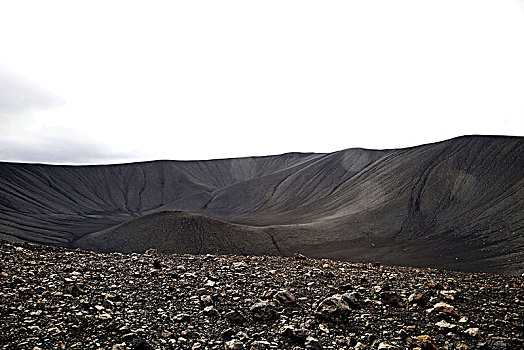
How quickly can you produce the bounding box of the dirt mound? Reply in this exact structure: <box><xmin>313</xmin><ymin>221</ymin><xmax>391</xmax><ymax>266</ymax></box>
<box><xmin>75</xmin><ymin>211</ymin><xmax>281</xmax><ymax>256</ymax></box>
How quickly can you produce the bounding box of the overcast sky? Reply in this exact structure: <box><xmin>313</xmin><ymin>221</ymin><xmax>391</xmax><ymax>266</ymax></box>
<box><xmin>1</xmin><ymin>0</ymin><xmax>523</xmax><ymax>164</ymax></box>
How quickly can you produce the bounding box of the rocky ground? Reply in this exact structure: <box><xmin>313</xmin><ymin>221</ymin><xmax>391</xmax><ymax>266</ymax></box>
<box><xmin>0</xmin><ymin>240</ymin><xmax>522</xmax><ymax>350</ymax></box>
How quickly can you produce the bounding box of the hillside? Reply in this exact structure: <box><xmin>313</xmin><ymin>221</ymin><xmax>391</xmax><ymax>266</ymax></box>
<box><xmin>0</xmin><ymin>135</ymin><xmax>522</xmax><ymax>274</ymax></box>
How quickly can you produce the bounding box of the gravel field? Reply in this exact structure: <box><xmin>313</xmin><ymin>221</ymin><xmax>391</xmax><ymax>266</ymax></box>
<box><xmin>1</xmin><ymin>241</ymin><xmax>523</xmax><ymax>349</ymax></box>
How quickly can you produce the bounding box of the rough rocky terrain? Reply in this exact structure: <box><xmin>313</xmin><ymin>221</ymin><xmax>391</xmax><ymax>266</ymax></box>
<box><xmin>1</xmin><ymin>240</ymin><xmax>522</xmax><ymax>349</ymax></box>
<box><xmin>0</xmin><ymin>135</ymin><xmax>523</xmax><ymax>275</ymax></box>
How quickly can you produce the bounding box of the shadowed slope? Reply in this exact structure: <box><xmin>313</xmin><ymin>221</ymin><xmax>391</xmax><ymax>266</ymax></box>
<box><xmin>75</xmin><ymin>211</ymin><xmax>282</xmax><ymax>256</ymax></box>
<box><xmin>0</xmin><ymin>136</ymin><xmax>522</xmax><ymax>274</ymax></box>
<box><xmin>0</xmin><ymin>153</ymin><xmax>321</xmax><ymax>243</ymax></box>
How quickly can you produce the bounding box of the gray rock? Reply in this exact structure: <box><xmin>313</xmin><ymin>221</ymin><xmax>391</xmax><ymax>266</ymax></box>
<box><xmin>274</xmin><ymin>290</ymin><xmax>296</xmax><ymax>304</ymax></box>
<box><xmin>249</xmin><ymin>301</ymin><xmax>276</xmax><ymax>321</ymax></box>
<box><xmin>305</xmin><ymin>336</ymin><xmax>322</xmax><ymax>349</ymax></box>
<box><xmin>225</xmin><ymin>310</ymin><xmax>247</xmax><ymax>323</ymax></box>
<box><xmin>342</xmin><ymin>292</ymin><xmax>361</xmax><ymax>309</ymax></box>
<box><xmin>225</xmin><ymin>339</ymin><xmax>244</xmax><ymax>349</ymax></box>
<box><xmin>315</xmin><ymin>294</ymin><xmax>351</xmax><ymax>322</ymax></box>
<box><xmin>380</xmin><ymin>291</ymin><xmax>402</xmax><ymax>307</ymax></box>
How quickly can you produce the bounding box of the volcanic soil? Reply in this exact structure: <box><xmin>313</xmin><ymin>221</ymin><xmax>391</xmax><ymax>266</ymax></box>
<box><xmin>1</xmin><ymin>240</ymin><xmax>522</xmax><ymax>350</ymax></box>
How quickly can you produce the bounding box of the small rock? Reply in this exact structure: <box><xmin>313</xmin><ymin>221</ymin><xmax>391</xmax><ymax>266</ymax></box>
<box><xmin>354</xmin><ymin>342</ymin><xmax>367</xmax><ymax>349</ymax></box>
<box><xmin>64</xmin><ymin>283</ymin><xmax>84</xmax><ymax>296</ymax></box>
<box><xmin>408</xmin><ymin>293</ymin><xmax>429</xmax><ymax>306</ymax></box>
<box><xmin>201</xmin><ymin>295</ymin><xmax>213</xmax><ymax>303</ymax></box>
<box><xmin>234</xmin><ymin>331</ymin><xmax>248</xmax><ymax>340</ymax></box>
<box><xmin>305</xmin><ymin>336</ymin><xmax>322</xmax><ymax>349</ymax></box>
<box><xmin>225</xmin><ymin>340</ymin><xmax>244</xmax><ymax>349</ymax></box>
<box><xmin>203</xmin><ymin>306</ymin><xmax>220</xmax><ymax>317</ymax></box>
<box><xmin>435</xmin><ymin>320</ymin><xmax>456</xmax><ymax>330</ymax></box>
<box><xmin>279</xmin><ymin>325</ymin><xmax>308</xmax><ymax>344</ymax></box>
<box><xmin>130</xmin><ymin>338</ymin><xmax>154</xmax><ymax>350</ymax></box>
<box><xmin>433</xmin><ymin>302</ymin><xmax>454</xmax><ymax>313</ymax></box>
<box><xmin>221</xmin><ymin>328</ymin><xmax>236</xmax><ymax>340</ymax></box>
<box><xmin>465</xmin><ymin>327</ymin><xmax>480</xmax><ymax>337</ymax></box>
<box><xmin>380</xmin><ymin>291</ymin><xmax>402</xmax><ymax>306</ymax></box>
<box><xmin>174</xmin><ymin>313</ymin><xmax>191</xmax><ymax>322</ymax></box>
<box><xmin>204</xmin><ymin>280</ymin><xmax>216</xmax><ymax>287</ymax></box>
<box><xmin>439</xmin><ymin>290</ymin><xmax>458</xmax><ymax>300</ymax></box>
<box><xmin>225</xmin><ymin>310</ymin><xmax>247</xmax><ymax>323</ymax></box>
<box><xmin>144</xmin><ymin>248</ymin><xmax>157</xmax><ymax>255</ymax></box>
<box><xmin>274</xmin><ymin>290</ymin><xmax>296</xmax><ymax>304</ymax></box>
<box><xmin>342</xmin><ymin>292</ymin><xmax>361</xmax><ymax>309</ymax></box>
<box><xmin>412</xmin><ymin>335</ymin><xmax>438</xmax><ymax>350</ymax></box>
<box><xmin>250</xmin><ymin>341</ymin><xmax>271</xmax><ymax>350</ymax></box>
<box><xmin>315</xmin><ymin>294</ymin><xmax>351</xmax><ymax>322</ymax></box>
<box><xmin>249</xmin><ymin>301</ymin><xmax>276</xmax><ymax>321</ymax></box>
<box><xmin>153</xmin><ymin>259</ymin><xmax>162</xmax><ymax>269</ymax></box>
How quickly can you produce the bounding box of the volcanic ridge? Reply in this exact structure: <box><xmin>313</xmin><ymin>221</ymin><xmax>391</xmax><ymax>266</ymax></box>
<box><xmin>0</xmin><ymin>135</ymin><xmax>523</xmax><ymax>274</ymax></box>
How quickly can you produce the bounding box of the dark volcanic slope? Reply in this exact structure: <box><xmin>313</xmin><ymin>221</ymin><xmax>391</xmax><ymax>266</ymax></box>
<box><xmin>0</xmin><ymin>136</ymin><xmax>522</xmax><ymax>274</ymax></box>
<box><xmin>0</xmin><ymin>152</ymin><xmax>321</xmax><ymax>243</ymax></box>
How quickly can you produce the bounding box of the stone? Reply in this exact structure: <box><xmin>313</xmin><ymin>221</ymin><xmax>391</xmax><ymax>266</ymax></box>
<box><xmin>465</xmin><ymin>327</ymin><xmax>480</xmax><ymax>337</ymax></box>
<box><xmin>380</xmin><ymin>291</ymin><xmax>402</xmax><ymax>306</ymax></box>
<box><xmin>225</xmin><ymin>310</ymin><xmax>247</xmax><ymax>323</ymax></box>
<box><xmin>221</xmin><ymin>328</ymin><xmax>235</xmax><ymax>340</ymax></box>
<box><xmin>225</xmin><ymin>340</ymin><xmax>244</xmax><ymax>349</ymax></box>
<box><xmin>305</xmin><ymin>336</ymin><xmax>322</xmax><ymax>349</ymax></box>
<box><xmin>274</xmin><ymin>290</ymin><xmax>296</xmax><ymax>304</ymax></box>
<box><xmin>201</xmin><ymin>295</ymin><xmax>213</xmax><ymax>303</ymax></box>
<box><xmin>342</xmin><ymin>292</ymin><xmax>361</xmax><ymax>309</ymax></box>
<box><xmin>279</xmin><ymin>325</ymin><xmax>308</xmax><ymax>344</ymax></box>
<box><xmin>433</xmin><ymin>302</ymin><xmax>454</xmax><ymax>313</ymax></box>
<box><xmin>64</xmin><ymin>283</ymin><xmax>84</xmax><ymax>296</ymax></box>
<box><xmin>130</xmin><ymin>338</ymin><xmax>154</xmax><ymax>350</ymax></box>
<box><xmin>249</xmin><ymin>301</ymin><xmax>276</xmax><ymax>321</ymax></box>
<box><xmin>174</xmin><ymin>313</ymin><xmax>191</xmax><ymax>322</ymax></box>
<box><xmin>439</xmin><ymin>290</ymin><xmax>458</xmax><ymax>300</ymax></box>
<box><xmin>435</xmin><ymin>320</ymin><xmax>456</xmax><ymax>330</ymax></box>
<box><xmin>250</xmin><ymin>341</ymin><xmax>271</xmax><ymax>350</ymax></box>
<box><xmin>315</xmin><ymin>294</ymin><xmax>351</xmax><ymax>322</ymax></box>
<box><xmin>153</xmin><ymin>259</ymin><xmax>162</xmax><ymax>269</ymax></box>
<box><xmin>203</xmin><ymin>306</ymin><xmax>220</xmax><ymax>317</ymax></box>
<box><xmin>293</xmin><ymin>253</ymin><xmax>307</xmax><ymax>260</ymax></box>
<box><xmin>408</xmin><ymin>293</ymin><xmax>429</xmax><ymax>306</ymax></box>
<box><xmin>411</xmin><ymin>335</ymin><xmax>439</xmax><ymax>350</ymax></box>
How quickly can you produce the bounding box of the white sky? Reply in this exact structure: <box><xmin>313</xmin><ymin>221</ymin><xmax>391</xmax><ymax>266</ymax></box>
<box><xmin>0</xmin><ymin>0</ymin><xmax>523</xmax><ymax>164</ymax></box>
